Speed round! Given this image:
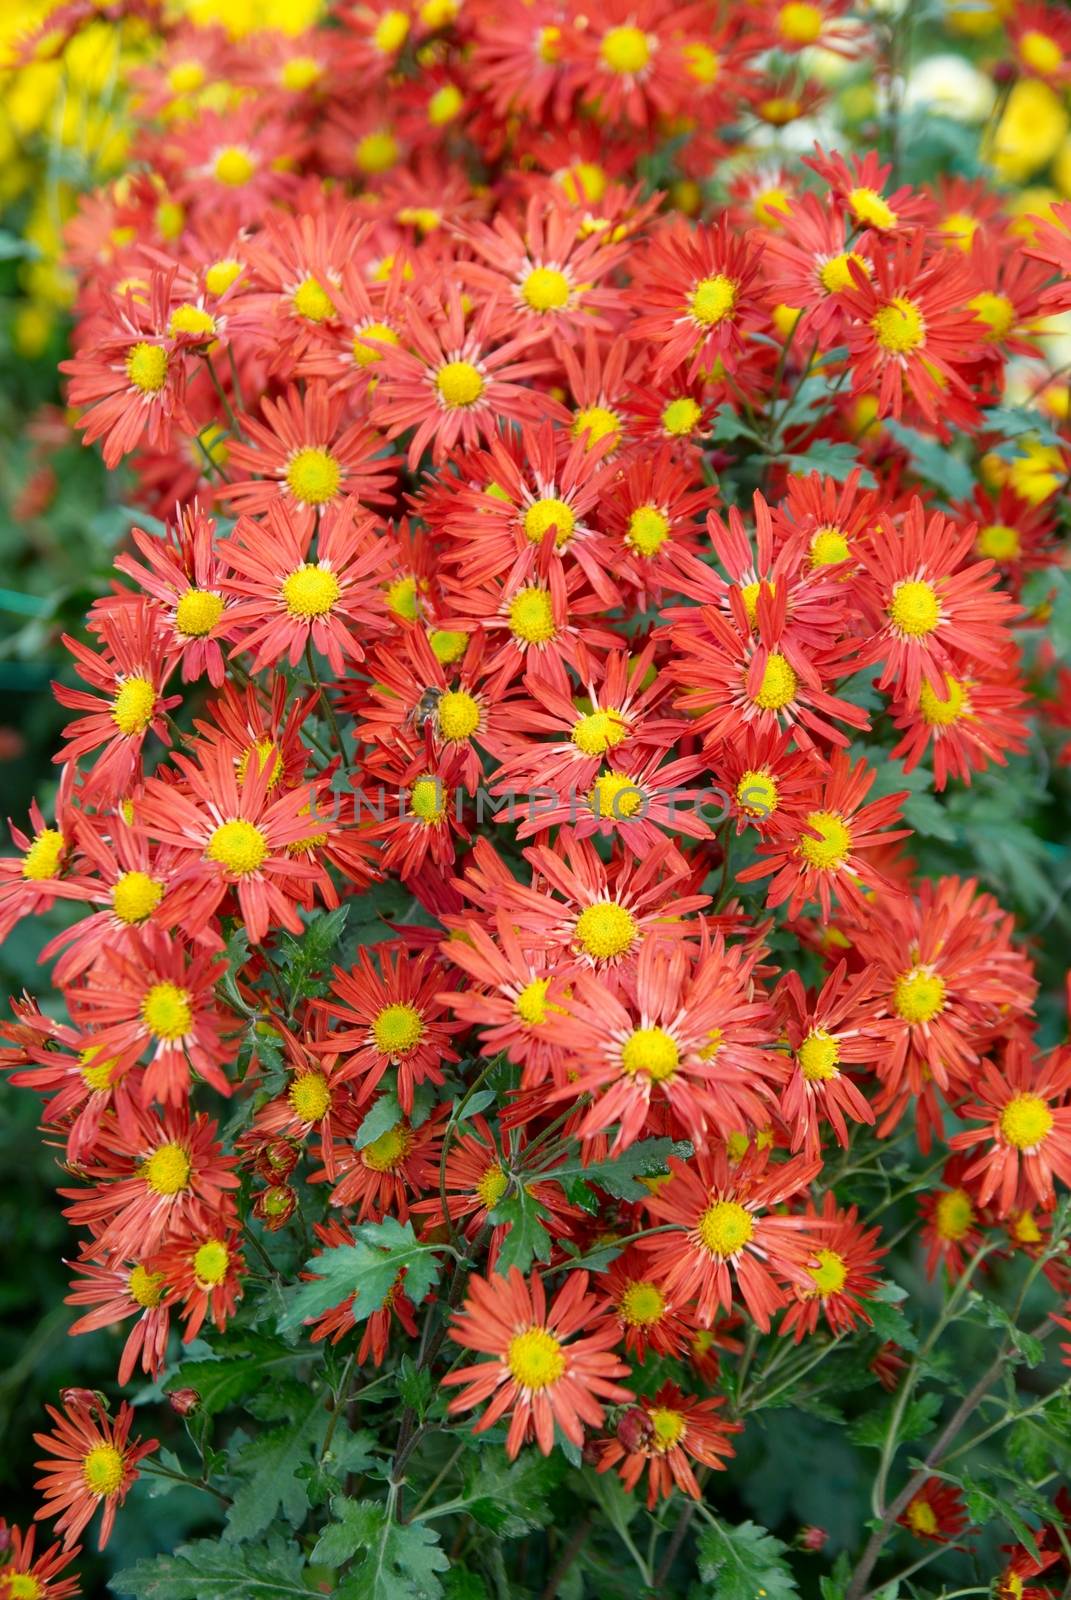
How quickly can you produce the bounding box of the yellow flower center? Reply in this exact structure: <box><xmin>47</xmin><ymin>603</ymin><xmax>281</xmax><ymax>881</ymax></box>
<box><xmin>355</xmin><ymin>130</ymin><xmax>399</xmax><ymax>173</ymax></box>
<box><xmin>648</xmin><ymin>1406</ymin><xmax>687</xmax><ymax>1450</ymax></box>
<box><xmin>374</xmin><ymin>8</ymin><xmax>410</xmax><ymax>51</ymax></box>
<box><xmin>808</xmin><ymin>1248</ymin><xmax>848</xmax><ymax>1295</ymax></box>
<box><xmin>410</xmin><ymin>776</ymin><xmax>447</xmax><ymax>823</ymax></box>
<box><xmin>508</xmin><ymin>586</ymin><xmax>557</xmax><ymax>644</ymax></box>
<box><xmin>697</xmin><ymin>1199</ymin><xmax>754</xmax><ymax>1257</ymax></box>
<box><xmin>618</xmin><ymin>1280</ymin><xmax>666</xmax><ymax>1325</ymax></box>
<box><xmin>572</xmin><ymin>708</ymin><xmax>630</xmax><ymax>755</ymax></box>
<box><xmin>280</xmin><ymin>53</ymin><xmax>321</xmax><ymax>89</ymax></box>
<box><xmin>662</xmin><ymin>397</ymin><xmax>701</xmax><ymax>436</ymax></box>
<box><xmin>353</xmin><ymin>320</ymin><xmax>400</xmax><ymax>366</ymax></box>
<box><xmin>752</xmin><ymin>652</ymin><xmax>797</xmax><ymax>711</ymax></box>
<box><xmin>1020</xmin><ymin>28</ymin><xmax>1063</xmax><ymax>75</ymax></box>
<box><xmin>977</xmin><ymin>522</ymin><xmax>1021</xmax><ymax>560</ymax></box>
<box><xmin>141</xmin><ymin>981</ymin><xmax>193</xmax><ymax>1041</ymax></box>
<box><xmin>522</xmin><ymin>267</ymin><xmax>571</xmax><ymax>312</ymax></box>
<box><xmin>79</xmin><ymin>1046</ymin><xmax>120</xmax><ymax>1091</ymax></box>
<box><xmin>236</xmin><ymin>738</ymin><xmax>282</xmax><ymax>789</ymax></box>
<box><xmin>387</xmin><ymin>575</ymin><xmax>420</xmax><ymax>620</ymax></box>
<box><xmin>798</xmin><ymin>1029</ymin><xmax>840</xmax><ymax>1081</ymax></box>
<box><xmin>600</xmin><ymin>24</ymin><xmax>650</xmax><ymax>73</ymax></box>
<box><xmin>112</xmin><ymin>869</ymin><xmax>164</xmax><ymax>924</ymax></box>
<box><xmin>939</xmin><ymin>211</ymin><xmax>978</xmax><ymax>250</ymax></box>
<box><xmin>1012</xmin><ymin>1211</ymin><xmax>1042</xmax><ymax>1245</ymax></box>
<box><xmin>436</xmin><ymin>360</ymin><xmax>484</xmax><ymax>408</ymax></box>
<box><xmin>1000</xmin><ymin>1093</ymin><xmax>1054</xmax><ymax>1150</ymax></box>
<box><xmin>206</xmin><ymin>818</ymin><xmax>269</xmax><ymax>876</ymax></box>
<box><xmin>799</xmin><ymin>809</ymin><xmax>852</xmax><ymax>871</ymax></box>
<box><xmin>507</xmin><ymin>1326</ymin><xmax>565</xmax><ymax>1389</ymax></box>
<box><xmin>175</xmin><ymin>587</ymin><xmax>224</xmax><ymax>637</ymax></box>
<box><xmin>361</xmin><ymin>1121</ymin><xmax>415</xmax><ymax>1171</ymax></box>
<box><xmin>778</xmin><ymin>1</ymin><xmax>823</xmax><ymax>42</ymax></box>
<box><xmin>515</xmin><ymin>977</ymin><xmax>550</xmax><ymax>1025</ymax></box>
<box><xmin>970</xmin><ymin>291</ymin><xmax>1015</xmax><ymax>341</ymax></box>
<box><xmin>437</xmin><ymin>689</ymin><xmax>480</xmax><ymax>741</ymax></box>
<box><xmin>128</xmin><ymin>1264</ymin><xmax>165</xmax><ymax>1308</ymax></box>
<box><xmin>810</xmin><ymin>526</ymin><xmax>851</xmax><ymax>566</ymax></box>
<box><xmin>905</xmin><ymin>1497</ymin><xmax>938</xmax><ymax>1537</ymax></box>
<box><xmin>919</xmin><ymin>674</ymin><xmax>968</xmax><ymax>726</ymax></box>
<box><xmin>872</xmin><ymin>296</ymin><xmax>925</xmax><ymax>354</ymax></box>
<box><xmin>112</xmin><ymin>675</ymin><xmax>157</xmax><ymax>736</ymax></box>
<box><xmin>736</xmin><ymin>769</ymin><xmax>778</xmax><ymax>819</ymax></box>
<box><xmin>142</xmin><ymin>1141</ymin><xmax>191</xmax><ymax>1195</ymax></box>
<box><xmin>168</xmin><ymin>59</ymin><xmax>205</xmax><ymax>93</ymax></box>
<box><xmin>214</xmin><ymin>146</ymin><xmax>255</xmax><ymax>186</ymax></box>
<box><xmin>849</xmin><ymin>187</ymin><xmax>897</xmax><ymax>229</ymax></box>
<box><xmin>168</xmin><ymin>304</ymin><xmax>216</xmax><ymax>339</ymax></box>
<box><xmin>574</xmin><ymin>900</ymin><xmax>638</xmax><ymax>960</ymax></box>
<box><xmin>893</xmin><ymin>966</ymin><xmax>946</xmax><ymax>1024</ymax></box>
<box><xmin>428</xmin><ymin>84</ymin><xmax>463</xmax><ymax>124</ymax></box>
<box><xmin>372</xmin><ymin>1002</ymin><xmax>424</xmax><ymax>1056</ymax></box>
<box><xmin>690</xmin><ymin>274</ymin><xmax>737</xmax><ymax>327</ymax></box>
<box><xmin>889</xmin><ymin>579</ymin><xmax>940</xmax><ymax>636</ymax></box>
<box><xmin>935</xmin><ymin>1187</ymin><xmax>974</xmax><ymax>1241</ymax></box>
<box><xmin>282</xmin><ymin>563</ymin><xmax>341</xmax><ymax>618</ymax></box>
<box><xmin>683</xmin><ymin>40</ymin><xmax>719</xmax><ymax>83</ymax></box>
<box><xmin>476</xmin><ymin>1162</ymin><xmax>509</xmax><ymax>1209</ymax></box>
<box><xmin>22</xmin><ymin>827</ymin><xmax>64</xmax><ymax>881</ymax></box>
<box><xmin>289</xmin><ymin>1072</ymin><xmax>331</xmax><ymax>1122</ymax></box>
<box><xmin>286</xmin><ymin>447</ymin><xmax>341</xmax><ymax>506</ymax></box>
<box><xmin>819</xmin><ymin>251</ymin><xmax>868</xmax><ymax>294</ymax></box>
<box><xmin>573</xmin><ymin>405</ymin><xmax>621</xmax><ymax>448</ymax></box>
<box><xmin>589</xmin><ymin>771</ymin><xmax>644</xmax><ymax>818</ymax></box>
<box><xmin>205</xmin><ymin>257</ymin><xmax>243</xmax><ymax>295</ymax></box>
<box><xmin>193</xmin><ymin>1239</ymin><xmax>230</xmax><ymax>1287</ymax></box>
<box><xmin>126</xmin><ymin>342</ymin><xmax>168</xmax><ymax>393</ymax></box>
<box><xmin>627</xmin><ymin>504</ymin><xmax>671</xmax><ymax>556</ymax></box>
<box><xmin>429</xmin><ymin>628</ymin><xmax>469</xmax><ymax>664</ymax></box>
<box><xmin>524</xmin><ymin>496</ymin><xmax>575</xmax><ymax>547</ymax></box>
<box><xmin>83</xmin><ymin>1444</ymin><xmax>125</xmax><ymax>1498</ymax></box>
<box><xmin>621</xmin><ymin>1026</ymin><xmax>679</xmax><ymax>1081</ymax></box>
<box><xmin>291</xmin><ymin>276</ymin><xmax>335</xmax><ymax>322</ymax></box>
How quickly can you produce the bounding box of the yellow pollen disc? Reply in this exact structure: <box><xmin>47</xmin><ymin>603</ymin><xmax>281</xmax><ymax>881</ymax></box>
<box><xmin>477</xmin><ymin>1162</ymin><xmax>509</xmax><ymax>1209</ymax></box>
<box><xmin>573</xmin><ymin>405</ymin><xmax>621</xmax><ymax>448</ymax></box>
<box><xmin>799</xmin><ymin>809</ymin><xmax>852</xmax><ymax>871</ymax></box>
<box><xmin>128</xmin><ymin>1264</ymin><xmax>165</xmax><ymax>1307</ymax></box>
<box><xmin>289</xmin><ymin>1071</ymin><xmax>331</xmax><ymax>1121</ymax></box>
<box><xmin>752</xmin><ymin>652</ymin><xmax>797</xmax><ymax>711</ymax></box>
<box><xmin>690</xmin><ymin>273</ymin><xmax>737</xmax><ymax>327</ymax></box>
<box><xmin>21</xmin><ymin>827</ymin><xmax>64</xmax><ymax>881</ymax></box>
<box><xmin>919</xmin><ymin>674</ymin><xmax>968</xmax><ymax>726</ymax></box>
<box><xmin>1013</xmin><ymin>1211</ymin><xmax>1042</xmax><ymax>1245</ymax></box>
<box><xmin>872</xmin><ymin>295</ymin><xmax>925</xmax><ymax>353</ymax></box>
<box><xmin>798</xmin><ymin>1029</ymin><xmax>840</xmax><ymax>1081</ymax></box>
<box><xmin>970</xmin><ymin>291</ymin><xmax>1015</xmax><ymax>341</ymax></box>
<box><xmin>143</xmin><ymin>1141</ymin><xmax>191</xmax><ymax>1195</ymax></box>
<box><xmin>429</xmin><ymin>628</ymin><xmax>469</xmax><ymax>664</ymax></box>
<box><xmin>168</xmin><ymin>59</ymin><xmax>205</xmax><ymax>94</ymax></box>
<box><xmin>79</xmin><ymin>1046</ymin><xmax>120</xmax><ymax>1091</ymax></box>
<box><xmin>205</xmin><ymin>258</ymin><xmax>243</xmax><ymax>295</ymax></box>
<box><xmin>436</xmin><ymin>360</ymin><xmax>484</xmax><ymax>407</ymax></box>
<box><xmin>977</xmin><ymin>522</ymin><xmax>1021</xmax><ymax>560</ymax></box>
<box><xmin>683</xmin><ymin>40</ymin><xmax>719</xmax><ymax>83</ymax></box>
<box><xmin>905</xmin><ymin>1498</ymin><xmax>938</xmax><ymax>1537</ymax></box>
<box><xmin>537</xmin><ymin>23</ymin><xmax>561</xmax><ymax>61</ymax></box>
<box><xmin>206</xmin><ymin>818</ymin><xmax>269</xmax><ymax>876</ymax></box>
<box><xmin>125</xmin><ymin>343</ymin><xmax>168</xmax><ymax>394</ymax></box>
<box><xmin>600</xmin><ymin>23</ymin><xmax>650</xmax><ymax>73</ymax></box>
<box><xmin>574</xmin><ymin>900</ymin><xmax>638</xmax><ymax>960</ymax></box>
<box><xmin>740</xmin><ymin>580</ymin><xmax>766</xmax><ymax>626</ymax></box>
<box><xmin>939</xmin><ymin>211</ymin><xmax>978</xmax><ymax>250</ymax></box>
<box><xmin>662</xmin><ymin>396</ymin><xmax>701</xmax><ymax>436</ymax></box>
<box><xmin>524</xmin><ymin>496</ymin><xmax>575</xmax><ymax>548</ymax></box>
<box><xmin>589</xmin><ymin>770</ymin><xmax>644</xmax><ymax>819</ymax></box>
<box><xmin>810</xmin><ymin>526</ymin><xmax>851</xmax><ymax>566</ymax></box>
<box><xmin>374</xmin><ymin>8</ymin><xmax>410</xmax><ymax>51</ymax></box>
<box><xmin>889</xmin><ymin>579</ymin><xmax>940</xmax><ymax>636</ymax></box>
<box><xmin>522</xmin><ymin>266</ymin><xmax>571</xmax><ymax>312</ymax></box>
<box><xmin>515</xmin><ymin>977</ymin><xmax>550</xmax><ymax>1025</ymax></box>
<box><xmin>168</xmin><ymin>304</ymin><xmax>216</xmax><ymax>339</ymax></box>
<box><xmin>627</xmin><ymin>504</ymin><xmax>670</xmax><ymax>556</ymax></box>
<box><xmin>621</xmin><ymin>1026</ymin><xmax>679</xmax><ymax>1082</ymax></box>
<box><xmin>893</xmin><ymin>966</ymin><xmax>946</xmax><ymax>1024</ymax></box>
<box><xmin>353</xmin><ymin>320</ymin><xmax>399</xmax><ymax>366</ymax></box>
<box><xmin>372</xmin><ymin>1002</ymin><xmax>424</xmax><ymax>1056</ymax></box>
<box><xmin>649</xmin><ymin>1406</ymin><xmax>687</xmax><ymax>1450</ymax></box>
<box><xmin>697</xmin><ymin>1199</ymin><xmax>754</xmax><ymax>1257</ymax></box>
<box><xmin>193</xmin><ymin>1239</ymin><xmax>230</xmax><ymax>1287</ymax></box>
<box><xmin>112</xmin><ymin>870</ymin><xmax>164</xmax><ymax>924</ymax></box>
<box><xmin>428</xmin><ymin>84</ymin><xmax>463</xmax><ymax>124</ymax></box>
<box><xmin>808</xmin><ymin>1248</ymin><xmax>848</xmax><ymax>1295</ymax></box>
<box><xmin>849</xmin><ymin>186</ymin><xmax>897</xmax><ymax>230</ymax></box>
<box><xmin>83</xmin><ymin>1444</ymin><xmax>125</xmax><ymax>1498</ymax></box>
<box><xmin>355</xmin><ymin>130</ymin><xmax>399</xmax><ymax>173</ymax></box>
<box><xmin>142</xmin><ymin>981</ymin><xmax>193</xmax><ymax>1041</ymax></box>
<box><xmin>285</xmin><ymin>446</ymin><xmax>341</xmax><ymax>506</ymax></box>
<box><xmin>736</xmin><ymin>769</ymin><xmax>778</xmax><ymax>819</ymax></box>
<box><xmin>556</xmin><ymin>160</ymin><xmax>607</xmax><ymax>204</ymax></box>
<box><xmin>387</xmin><ymin>575</ymin><xmax>420</xmax><ymax>620</ymax></box>
<box><xmin>572</xmin><ymin>708</ymin><xmax>629</xmax><ymax>755</ymax></box>
<box><xmin>508</xmin><ymin>586</ymin><xmax>556</xmax><ymax>644</ymax></box>
<box><xmin>619</xmin><ymin>1280</ymin><xmax>666</xmax><ymax>1325</ymax></box>
<box><xmin>281</xmin><ymin>54</ymin><xmax>321</xmax><ymax>89</ymax></box>
<box><xmin>213</xmin><ymin>146</ymin><xmax>255</xmax><ymax>187</ymax></box>
<box><xmin>438</xmin><ymin>689</ymin><xmax>480</xmax><ymax>741</ymax></box>
<box><xmin>237</xmin><ymin>738</ymin><xmax>282</xmax><ymax>789</ymax></box>
<box><xmin>820</xmin><ymin>252</ymin><xmax>868</xmax><ymax>294</ymax></box>
<box><xmin>1020</xmin><ymin>29</ymin><xmax>1063</xmax><ymax>75</ymax></box>
<box><xmin>175</xmin><ymin>588</ymin><xmax>224</xmax><ymax>637</ymax></box>
<box><xmin>726</xmin><ymin>1131</ymin><xmax>750</xmax><ymax>1162</ymax></box>
<box><xmin>778</xmin><ymin>1</ymin><xmax>823</xmax><ymax>42</ymax></box>
<box><xmin>1000</xmin><ymin>1093</ymin><xmax>1054</xmax><ymax>1150</ymax></box>
<box><xmin>111</xmin><ymin>675</ymin><xmax>157</xmax><ymax>736</ymax></box>
<box><xmin>361</xmin><ymin>1121</ymin><xmax>414</xmax><ymax>1171</ymax></box>
<box><xmin>291</xmin><ymin>276</ymin><xmax>336</xmax><ymax>322</ymax></box>
<box><xmin>282</xmin><ymin>563</ymin><xmax>341</xmax><ymax>618</ymax></box>
<box><xmin>507</xmin><ymin>1326</ymin><xmax>565</xmax><ymax>1389</ymax></box>
<box><xmin>410</xmin><ymin>776</ymin><xmax>447</xmax><ymax>823</ymax></box>
<box><xmin>935</xmin><ymin>1187</ymin><xmax>974</xmax><ymax>1241</ymax></box>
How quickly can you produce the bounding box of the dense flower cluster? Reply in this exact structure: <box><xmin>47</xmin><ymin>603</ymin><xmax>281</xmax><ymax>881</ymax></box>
<box><xmin>3</xmin><ymin>0</ymin><xmax>1071</xmax><ymax>1593</ymax></box>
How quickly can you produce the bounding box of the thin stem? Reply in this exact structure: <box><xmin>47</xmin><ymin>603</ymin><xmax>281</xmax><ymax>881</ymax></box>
<box><xmin>319</xmin><ymin>1351</ymin><xmax>357</xmax><ymax>1462</ymax></box>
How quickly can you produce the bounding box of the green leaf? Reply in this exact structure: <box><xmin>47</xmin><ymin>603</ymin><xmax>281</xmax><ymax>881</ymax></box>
<box><xmin>862</xmin><ymin>1295</ymin><xmax>918</xmax><ymax>1353</ymax></box>
<box><xmin>279</xmin><ymin>907</ymin><xmax>349</xmax><ymax>999</ymax></box>
<box><xmin>111</xmin><ymin>1537</ymin><xmax>313</xmax><ymax>1598</ymax></box>
<box><xmin>461</xmin><ymin>1452</ymin><xmax>562</xmax><ymax>1537</ymax></box>
<box><xmin>710</xmin><ymin>404</ymin><xmax>762</xmax><ymax>445</ymax></box>
<box><xmin>487</xmin><ymin>1187</ymin><xmax>554</xmax><ymax>1274</ymax></box>
<box><xmin>313</xmin><ymin>1498</ymin><xmax>448</xmax><ymax>1599</ymax></box>
<box><xmin>225</xmin><ymin>1388</ymin><xmax>328</xmax><ymax>1541</ymax></box>
<box><xmin>783</xmin><ymin>442</ymin><xmax>876</xmax><ymax>488</ymax></box>
<box><xmin>848</xmin><ymin>1390</ymin><xmax>941</xmax><ymax>1451</ymax></box>
<box><xmin>696</xmin><ymin>1518</ymin><xmax>800</xmax><ymax>1600</ymax></box>
<box><xmin>883</xmin><ymin>421</ymin><xmax>974</xmax><ymax>500</ymax></box>
<box><xmin>548</xmin><ymin>1137</ymin><xmax>685</xmax><ymax>1201</ymax></box>
<box><xmin>280</xmin><ymin>1218</ymin><xmax>444</xmax><ymax>1331</ymax></box>
<box><xmin>165</xmin><ymin>1337</ymin><xmax>305</xmax><ymax>1416</ymax></box>
<box><xmin>397</xmin><ymin>1354</ymin><xmax>435</xmax><ymax>1419</ymax></box>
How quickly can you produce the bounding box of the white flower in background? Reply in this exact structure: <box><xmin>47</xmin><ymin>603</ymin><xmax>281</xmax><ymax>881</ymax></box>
<box><xmin>903</xmin><ymin>55</ymin><xmax>996</xmax><ymax>122</ymax></box>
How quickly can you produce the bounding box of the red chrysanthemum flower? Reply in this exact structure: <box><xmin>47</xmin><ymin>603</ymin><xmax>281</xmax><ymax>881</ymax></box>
<box><xmin>897</xmin><ymin>1478</ymin><xmax>969</xmax><ymax>1544</ymax></box>
<box><xmin>112</xmin><ymin>502</ymin><xmax>232</xmax><ymax>687</ymax></box>
<box><xmin>630</xmin><ymin>219</ymin><xmax>766</xmax><ymax>379</ymax></box>
<box><xmin>156</xmin><ymin>1226</ymin><xmax>245</xmax><ymax>1343</ymax></box>
<box><xmin>596</xmin><ymin>1380</ymin><xmax>740</xmax><ymax>1507</ymax></box>
<box><xmin>65</xmin><ymin>1250</ymin><xmax>172</xmax><ymax>1385</ymax></box>
<box><xmin>33</xmin><ymin>1397</ymin><xmax>157</xmax><ymax>1551</ymax></box>
<box><xmin>775</xmin><ymin>962</ymin><xmax>882</xmax><ymax>1157</ymax></box>
<box><xmin>779</xmin><ymin>1194</ymin><xmax>884</xmax><ymax>1341</ymax></box>
<box><xmin>0</xmin><ymin>1524</ymin><xmax>82</xmax><ymax>1600</ymax></box>
<box><xmin>917</xmin><ymin>1156</ymin><xmax>989</xmax><ymax>1281</ymax></box>
<box><xmin>950</xmin><ymin>1039</ymin><xmax>1071</xmax><ymax>1215</ymax></box>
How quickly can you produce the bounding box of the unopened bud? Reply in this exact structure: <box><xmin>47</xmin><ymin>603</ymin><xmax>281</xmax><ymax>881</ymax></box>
<box><xmin>169</xmin><ymin>1387</ymin><xmax>201</xmax><ymax>1416</ymax></box>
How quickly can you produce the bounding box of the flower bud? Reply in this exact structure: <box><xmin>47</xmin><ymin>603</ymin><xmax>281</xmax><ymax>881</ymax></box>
<box><xmin>169</xmin><ymin>1388</ymin><xmax>201</xmax><ymax>1416</ymax></box>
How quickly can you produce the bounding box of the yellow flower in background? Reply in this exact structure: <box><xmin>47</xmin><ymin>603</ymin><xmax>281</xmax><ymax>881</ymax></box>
<box><xmin>176</xmin><ymin>0</ymin><xmax>324</xmax><ymax>37</ymax></box>
<box><xmin>944</xmin><ymin>0</ymin><xmax>1010</xmax><ymax>36</ymax></box>
<box><xmin>986</xmin><ymin>79</ymin><xmax>1069</xmax><ymax>182</ymax></box>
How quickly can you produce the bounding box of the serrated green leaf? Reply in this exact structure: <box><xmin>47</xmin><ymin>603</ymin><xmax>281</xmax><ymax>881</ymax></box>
<box><xmin>225</xmin><ymin>1389</ymin><xmax>327</xmax><ymax>1541</ymax></box>
<box><xmin>111</xmin><ymin>1537</ymin><xmax>313</xmax><ymax>1598</ymax></box>
<box><xmin>487</xmin><ymin>1187</ymin><xmax>554</xmax><ymax>1274</ymax></box>
<box><xmin>313</xmin><ymin>1498</ymin><xmax>448</xmax><ymax>1599</ymax></box>
<box><xmin>696</xmin><ymin>1518</ymin><xmax>799</xmax><ymax>1600</ymax></box>
<box><xmin>884</xmin><ymin>421</ymin><xmax>974</xmax><ymax>500</ymax></box>
<box><xmin>547</xmin><ymin>1137</ymin><xmax>684</xmax><ymax>1200</ymax></box>
<box><xmin>165</xmin><ymin>1338</ymin><xmax>305</xmax><ymax>1416</ymax></box>
<box><xmin>784</xmin><ymin>442</ymin><xmax>876</xmax><ymax>488</ymax></box>
<box><xmin>279</xmin><ymin>907</ymin><xmax>349</xmax><ymax>999</ymax></box>
<box><xmin>280</xmin><ymin>1218</ymin><xmax>444</xmax><ymax>1331</ymax></box>
<box><xmin>848</xmin><ymin>1390</ymin><xmax>941</xmax><ymax>1450</ymax></box>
